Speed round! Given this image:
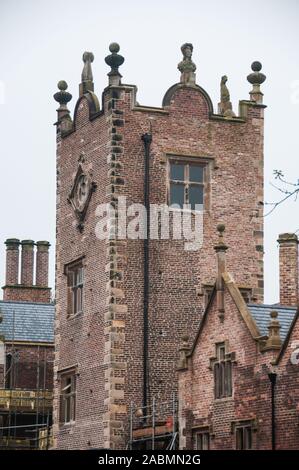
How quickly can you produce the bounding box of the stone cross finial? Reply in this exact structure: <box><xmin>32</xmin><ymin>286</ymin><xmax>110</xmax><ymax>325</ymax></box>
<box><xmin>218</xmin><ymin>76</ymin><xmax>235</xmax><ymax>117</ymax></box>
<box><xmin>265</xmin><ymin>311</ymin><xmax>282</xmax><ymax>349</ymax></box>
<box><xmin>53</xmin><ymin>81</ymin><xmax>73</xmax><ymax>132</ymax></box>
<box><xmin>178</xmin><ymin>43</ymin><xmax>196</xmax><ymax>86</ymax></box>
<box><xmin>105</xmin><ymin>43</ymin><xmax>125</xmax><ymax>86</ymax></box>
<box><xmin>247</xmin><ymin>61</ymin><xmax>266</xmax><ymax>103</ymax></box>
<box><xmin>80</xmin><ymin>51</ymin><xmax>94</xmax><ymax>96</ymax></box>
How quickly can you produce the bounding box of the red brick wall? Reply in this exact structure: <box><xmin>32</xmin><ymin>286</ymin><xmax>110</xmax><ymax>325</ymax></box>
<box><xmin>54</xmin><ymin>80</ymin><xmax>265</xmax><ymax>449</ymax></box>
<box><xmin>54</xmin><ymin>94</ymin><xmax>111</xmax><ymax>449</ymax></box>
<box><xmin>3</xmin><ymin>286</ymin><xmax>51</xmax><ymax>303</ymax></box>
<box><xmin>3</xmin><ymin>344</ymin><xmax>53</xmax><ymax>390</ymax></box>
<box><xmin>178</xmin><ymin>287</ymin><xmax>275</xmax><ymax>450</ymax></box>
<box><xmin>275</xmin><ymin>315</ymin><xmax>299</xmax><ymax>449</ymax></box>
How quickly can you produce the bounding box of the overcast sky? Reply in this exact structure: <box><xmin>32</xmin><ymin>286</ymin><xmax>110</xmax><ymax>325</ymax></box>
<box><xmin>0</xmin><ymin>0</ymin><xmax>298</xmax><ymax>304</ymax></box>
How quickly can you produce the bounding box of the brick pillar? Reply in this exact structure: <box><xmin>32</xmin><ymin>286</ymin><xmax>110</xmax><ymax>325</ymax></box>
<box><xmin>21</xmin><ymin>240</ymin><xmax>35</xmax><ymax>286</ymax></box>
<box><xmin>36</xmin><ymin>241</ymin><xmax>50</xmax><ymax>287</ymax></box>
<box><xmin>278</xmin><ymin>233</ymin><xmax>298</xmax><ymax>306</ymax></box>
<box><xmin>4</xmin><ymin>238</ymin><xmax>20</xmax><ymax>285</ymax></box>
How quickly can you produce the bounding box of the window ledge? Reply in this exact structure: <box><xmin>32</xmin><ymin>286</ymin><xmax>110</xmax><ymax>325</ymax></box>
<box><xmin>67</xmin><ymin>311</ymin><xmax>83</xmax><ymax>321</ymax></box>
<box><xmin>214</xmin><ymin>396</ymin><xmax>233</xmax><ymax>402</ymax></box>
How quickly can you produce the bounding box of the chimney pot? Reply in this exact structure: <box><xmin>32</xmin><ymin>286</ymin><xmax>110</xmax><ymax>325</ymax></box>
<box><xmin>21</xmin><ymin>240</ymin><xmax>35</xmax><ymax>286</ymax></box>
<box><xmin>4</xmin><ymin>238</ymin><xmax>20</xmax><ymax>286</ymax></box>
<box><xmin>36</xmin><ymin>241</ymin><xmax>50</xmax><ymax>287</ymax></box>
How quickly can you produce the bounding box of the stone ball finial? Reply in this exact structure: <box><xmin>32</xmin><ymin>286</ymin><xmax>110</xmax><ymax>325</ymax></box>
<box><xmin>105</xmin><ymin>43</ymin><xmax>125</xmax><ymax>84</ymax></box>
<box><xmin>270</xmin><ymin>310</ymin><xmax>278</xmax><ymax>319</ymax></box>
<box><xmin>58</xmin><ymin>80</ymin><xmax>68</xmax><ymax>91</ymax></box>
<box><xmin>182</xmin><ymin>334</ymin><xmax>189</xmax><ymax>343</ymax></box>
<box><xmin>109</xmin><ymin>42</ymin><xmax>120</xmax><ymax>53</ymax></box>
<box><xmin>54</xmin><ymin>80</ymin><xmax>72</xmax><ymax>105</ymax></box>
<box><xmin>217</xmin><ymin>223</ymin><xmax>225</xmax><ymax>234</ymax></box>
<box><xmin>247</xmin><ymin>61</ymin><xmax>266</xmax><ymax>86</ymax></box>
<box><xmin>251</xmin><ymin>61</ymin><xmax>262</xmax><ymax>72</ymax></box>
<box><xmin>83</xmin><ymin>51</ymin><xmax>94</xmax><ymax>63</ymax></box>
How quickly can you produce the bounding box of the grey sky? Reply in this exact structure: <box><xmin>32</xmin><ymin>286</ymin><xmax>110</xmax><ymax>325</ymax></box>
<box><xmin>0</xmin><ymin>0</ymin><xmax>298</xmax><ymax>304</ymax></box>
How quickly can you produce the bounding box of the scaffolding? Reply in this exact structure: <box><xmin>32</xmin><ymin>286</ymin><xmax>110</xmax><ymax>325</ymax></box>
<box><xmin>128</xmin><ymin>394</ymin><xmax>178</xmax><ymax>450</ymax></box>
<box><xmin>0</xmin><ymin>310</ymin><xmax>53</xmax><ymax>449</ymax></box>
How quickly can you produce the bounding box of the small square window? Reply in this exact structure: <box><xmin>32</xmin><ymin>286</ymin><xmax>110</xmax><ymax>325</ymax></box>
<box><xmin>168</xmin><ymin>160</ymin><xmax>206</xmax><ymax>210</ymax></box>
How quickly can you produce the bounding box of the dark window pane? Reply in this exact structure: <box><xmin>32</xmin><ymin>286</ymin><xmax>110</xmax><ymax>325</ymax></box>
<box><xmin>170</xmin><ymin>183</ymin><xmax>184</xmax><ymax>207</ymax></box>
<box><xmin>189</xmin><ymin>165</ymin><xmax>204</xmax><ymax>182</ymax></box>
<box><xmin>170</xmin><ymin>163</ymin><xmax>184</xmax><ymax>181</ymax></box>
<box><xmin>189</xmin><ymin>185</ymin><xmax>203</xmax><ymax>209</ymax></box>
<box><xmin>245</xmin><ymin>427</ymin><xmax>252</xmax><ymax>449</ymax></box>
<box><xmin>236</xmin><ymin>428</ymin><xmax>243</xmax><ymax>450</ymax></box>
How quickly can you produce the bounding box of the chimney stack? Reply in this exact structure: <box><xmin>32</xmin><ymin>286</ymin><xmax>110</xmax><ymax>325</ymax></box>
<box><xmin>20</xmin><ymin>240</ymin><xmax>35</xmax><ymax>286</ymax></box>
<box><xmin>2</xmin><ymin>238</ymin><xmax>51</xmax><ymax>303</ymax></box>
<box><xmin>4</xmin><ymin>239</ymin><xmax>20</xmax><ymax>285</ymax></box>
<box><xmin>36</xmin><ymin>241</ymin><xmax>50</xmax><ymax>287</ymax></box>
<box><xmin>278</xmin><ymin>233</ymin><xmax>298</xmax><ymax>306</ymax></box>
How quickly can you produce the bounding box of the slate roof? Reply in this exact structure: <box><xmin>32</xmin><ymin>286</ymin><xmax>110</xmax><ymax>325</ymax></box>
<box><xmin>248</xmin><ymin>304</ymin><xmax>297</xmax><ymax>340</ymax></box>
<box><xmin>0</xmin><ymin>300</ymin><xmax>54</xmax><ymax>343</ymax></box>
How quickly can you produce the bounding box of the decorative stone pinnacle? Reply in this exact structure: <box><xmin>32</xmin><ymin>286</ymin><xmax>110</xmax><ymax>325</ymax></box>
<box><xmin>214</xmin><ymin>223</ymin><xmax>228</xmax><ymax>252</ymax></box>
<box><xmin>247</xmin><ymin>61</ymin><xmax>266</xmax><ymax>103</ymax></box>
<box><xmin>218</xmin><ymin>75</ymin><xmax>235</xmax><ymax>118</ymax></box>
<box><xmin>265</xmin><ymin>310</ymin><xmax>282</xmax><ymax>349</ymax></box>
<box><xmin>54</xmin><ymin>81</ymin><xmax>72</xmax><ymax>107</ymax></box>
<box><xmin>80</xmin><ymin>51</ymin><xmax>94</xmax><ymax>95</ymax></box>
<box><xmin>105</xmin><ymin>42</ymin><xmax>124</xmax><ymax>86</ymax></box>
<box><xmin>178</xmin><ymin>43</ymin><xmax>196</xmax><ymax>86</ymax></box>
<box><xmin>177</xmin><ymin>335</ymin><xmax>190</xmax><ymax>370</ymax></box>
<box><xmin>53</xmin><ymin>81</ymin><xmax>73</xmax><ymax>132</ymax></box>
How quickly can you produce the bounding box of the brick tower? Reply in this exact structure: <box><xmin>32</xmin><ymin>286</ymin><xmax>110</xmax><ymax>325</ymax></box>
<box><xmin>53</xmin><ymin>44</ymin><xmax>266</xmax><ymax>449</ymax></box>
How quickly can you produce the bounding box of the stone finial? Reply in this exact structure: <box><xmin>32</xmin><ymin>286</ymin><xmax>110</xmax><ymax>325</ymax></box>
<box><xmin>265</xmin><ymin>311</ymin><xmax>282</xmax><ymax>349</ymax></box>
<box><xmin>218</xmin><ymin>75</ymin><xmax>235</xmax><ymax>118</ymax></box>
<box><xmin>177</xmin><ymin>335</ymin><xmax>190</xmax><ymax>370</ymax></box>
<box><xmin>178</xmin><ymin>43</ymin><xmax>196</xmax><ymax>86</ymax></box>
<box><xmin>247</xmin><ymin>61</ymin><xmax>266</xmax><ymax>103</ymax></box>
<box><xmin>105</xmin><ymin>43</ymin><xmax>124</xmax><ymax>86</ymax></box>
<box><xmin>53</xmin><ymin>81</ymin><xmax>72</xmax><ymax>131</ymax></box>
<box><xmin>80</xmin><ymin>51</ymin><xmax>94</xmax><ymax>96</ymax></box>
<box><xmin>214</xmin><ymin>224</ymin><xmax>228</xmax><ymax>252</ymax></box>
<box><xmin>214</xmin><ymin>224</ymin><xmax>228</xmax><ymax>321</ymax></box>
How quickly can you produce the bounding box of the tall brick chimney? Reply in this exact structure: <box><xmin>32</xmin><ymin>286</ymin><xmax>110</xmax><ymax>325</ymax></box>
<box><xmin>4</xmin><ymin>238</ymin><xmax>20</xmax><ymax>286</ymax></box>
<box><xmin>2</xmin><ymin>239</ymin><xmax>51</xmax><ymax>303</ymax></box>
<box><xmin>20</xmin><ymin>240</ymin><xmax>35</xmax><ymax>286</ymax></box>
<box><xmin>36</xmin><ymin>241</ymin><xmax>50</xmax><ymax>287</ymax></box>
<box><xmin>278</xmin><ymin>233</ymin><xmax>298</xmax><ymax>306</ymax></box>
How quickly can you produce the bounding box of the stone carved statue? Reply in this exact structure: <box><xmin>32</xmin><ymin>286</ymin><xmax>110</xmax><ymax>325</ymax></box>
<box><xmin>178</xmin><ymin>43</ymin><xmax>196</xmax><ymax>85</ymax></box>
<box><xmin>218</xmin><ymin>75</ymin><xmax>235</xmax><ymax>117</ymax></box>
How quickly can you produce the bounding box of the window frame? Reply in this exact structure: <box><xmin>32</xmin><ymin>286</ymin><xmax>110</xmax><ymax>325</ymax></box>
<box><xmin>64</xmin><ymin>258</ymin><xmax>84</xmax><ymax>318</ymax></box>
<box><xmin>167</xmin><ymin>155</ymin><xmax>212</xmax><ymax>212</ymax></box>
<box><xmin>193</xmin><ymin>428</ymin><xmax>210</xmax><ymax>450</ymax></box>
<box><xmin>235</xmin><ymin>423</ymin><xmax>253</xmax><ymax>450</ymax></box>
<box><xmin>213</xmin><ymin>342</ymin><xmax>233</xmax><ymax>400</ymax></box>
<box><xmin>59</xmin><ymin>371</ymin><xmax>77</xmax><ymax>426</ymax></box>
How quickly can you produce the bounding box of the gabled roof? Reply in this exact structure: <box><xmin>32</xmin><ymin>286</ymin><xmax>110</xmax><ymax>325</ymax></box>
<box><xmin>0</xmin><ymin>300</ymin><xmax>54</xmax><ymax>344</ymax></box>
<box><xmin>189</xmin><ymin>272</ymin><xmax>297</xmax><ymax>357</ymax></box>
